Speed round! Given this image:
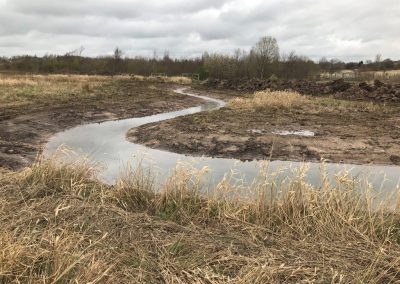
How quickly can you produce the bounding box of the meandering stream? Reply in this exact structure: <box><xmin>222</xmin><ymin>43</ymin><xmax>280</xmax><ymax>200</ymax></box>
<box><xmin>45</xmin><ymin>88</ymin><xmax>400</xmax><ymax>193</ymax></box>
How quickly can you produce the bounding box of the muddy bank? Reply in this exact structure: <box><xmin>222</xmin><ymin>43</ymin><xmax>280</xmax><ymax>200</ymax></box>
<box><xmin>202</xmin><ymin>78</ymin><xmax>400</xmax><ymax>103</ymax></box>
<box><xmin>128</xmin><ymin>89</ymin><xmax>400</xmax><ymax>165</ymax></box>
<box><xmin>0</xmin><ymin>81</ymin><xmax>203</xmax><ymax>169</ymax></box>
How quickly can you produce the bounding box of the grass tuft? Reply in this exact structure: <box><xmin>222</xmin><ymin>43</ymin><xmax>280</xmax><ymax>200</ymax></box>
<box><xmin>1</xmin><ymin>157</ymin><xmax>400</xmax><ymax>283</ymax></box>
<box><xmin>229</xmin><ymin>90</ymin><xmax>309</xmax><ymax>109</ymax></box>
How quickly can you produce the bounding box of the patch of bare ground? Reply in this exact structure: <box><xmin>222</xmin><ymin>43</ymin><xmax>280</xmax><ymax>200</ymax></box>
<box><xmin>128</xmin><ymin>89</ymin><xmax>400</xmax><ymax>165</ymax></box>
<box><xmin>0</xmin><ymin>75</ymin><xmax>203</xmax><ymax>169</ymax></box>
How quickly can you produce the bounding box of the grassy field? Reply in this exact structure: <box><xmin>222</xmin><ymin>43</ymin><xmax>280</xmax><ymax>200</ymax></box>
<box><xmin>320</xmin><ymin>69</ymin><xmax>400</xmax><ymax>82</ymax></box>
<box><xmin>1</xmin><ymin>156</ymin><xmax>399</xmax><ymax>283</ymax></box>
<box><xmin>0</xmin><ymin>74</ymin><xmax>110</xmax><ymax>107</ymax></box>
<box><xmin>0</xmin><ymin>74</ymin><xmax>192</xmax><ymax>108</ymax></box>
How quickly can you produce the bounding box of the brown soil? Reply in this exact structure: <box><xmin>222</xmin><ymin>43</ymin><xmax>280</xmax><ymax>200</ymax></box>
<box><xmin>0</xmin><ymin>81</ymin><xmax>203</xmax><ymax>170</ymax></box>
<box><xmin>203</xmin><ymin>78</ymin><xmax>400</xmax><ymax>102</ymax></box>
<box><xmin>128</xmin><ymin>88</ymin><xmax>400</xmax><ymax>165</ymax></box>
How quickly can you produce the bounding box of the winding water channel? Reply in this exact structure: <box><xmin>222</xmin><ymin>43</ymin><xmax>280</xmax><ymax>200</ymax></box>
<box><xmin>45</xmin><ymin>88</ymin><xmax>400</xmax><ymax>193</ymax></box>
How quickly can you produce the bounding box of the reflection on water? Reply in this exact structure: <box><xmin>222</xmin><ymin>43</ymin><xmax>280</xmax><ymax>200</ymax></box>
<box><xmin>45</xmin><ymin>88</ymin><xmax>400</xmax><ymax>193</ymax></box>
<box><xmin>272</xmin><ymin>130</ymin><xmax>315</xmax><ymax>137</ymax></box>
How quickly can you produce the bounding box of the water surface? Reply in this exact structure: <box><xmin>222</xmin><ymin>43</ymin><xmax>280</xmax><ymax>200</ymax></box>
<box><xmin>45</xmin><ymin>88</ymin><xmax>400</xmax><ymax>192</ymax></box>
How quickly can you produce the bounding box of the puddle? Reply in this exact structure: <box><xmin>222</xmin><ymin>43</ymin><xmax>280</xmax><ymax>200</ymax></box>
<box><xmin>45</xmin><ymin>88</ymin><xmax>400</xmax><ymax>193</ymax></box>
<box><xmin>249</xmin><ymin>129</ymin><xmax>263</xmax><ymax>134</ymax></box>
<box><xmin>272</xmin><ymin>130</ymin><xmax>315</xmax><ymax>137</ymax></box>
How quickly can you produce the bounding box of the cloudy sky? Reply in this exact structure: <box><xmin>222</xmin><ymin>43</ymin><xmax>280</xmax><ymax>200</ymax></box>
<box><xmin>0</xmin><ymin>0</ymin><xmax>399</xmax><ymax>61</ymax></box>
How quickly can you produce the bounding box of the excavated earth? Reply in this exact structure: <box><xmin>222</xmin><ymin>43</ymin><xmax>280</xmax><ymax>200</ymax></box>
<box><xmin>0</xmin><ymin>81</ymin><xmax>203</xmax><ymax>170</ymax></box>
<box><xmin>128</xmin><ymin>86</ymin><xmax>400</xmax><ymax>165</ymax></box>
<box><xmin>203</xmin><ymin>78</ymin><xmax>400</xmax><ymax>102</ymax></box>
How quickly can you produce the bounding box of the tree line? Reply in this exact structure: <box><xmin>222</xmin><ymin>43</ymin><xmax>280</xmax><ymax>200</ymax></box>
<box><xmin>1</xmin><ymin>36</ymin><xmax>399</xmax><ymax>80</ymax></box>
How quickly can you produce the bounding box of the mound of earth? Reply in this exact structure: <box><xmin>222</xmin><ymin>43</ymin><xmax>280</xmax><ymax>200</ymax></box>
<box><xmin>202</xmin><ymin>78</ymin><xmax>400</xmax><ymax>103</ymax></box>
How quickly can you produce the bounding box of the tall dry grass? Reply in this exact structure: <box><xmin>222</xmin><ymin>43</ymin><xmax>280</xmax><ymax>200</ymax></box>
<box><xmin>0</xmin><ymin>74</ymin><xmax>110</xmax><ymax>86</ymax></box>
<box><xmin>131</xmin><ymin>74</ymin><xmax>192</xmax><ymax>85</ymax></box>
<box><xmin>1</xmin><ymin>157</ymin><xmax>400</xmax><ymax>283</ymax></box>
<box><xmin>229</xmin><ymin>89</ymin><xmax>390</xmax><ymax>114</ymax></box>
<box><xmin>229</xmin><ymin>90</ymin><xmax>309</xmax><ymax>109</ymax></box>
<box><xmin>0</xmin><ymin>74</ymin><xmax>193</xmax><ymax>107</ymax></box>
<box><xmin>0</xmin><ymin>74</ymin><xmax>113</xmax><ymax>107</ymax></box>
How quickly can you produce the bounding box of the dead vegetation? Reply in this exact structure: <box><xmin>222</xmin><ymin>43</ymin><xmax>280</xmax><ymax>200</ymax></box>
<box><xmin>1</xmin><ymin>156</ymin><xmax>400</xmax><ymax>283</ymax></box>
<box><xmin>229</xmin><ymin>90</ymin><xmax>309</xmax><ymax>109</ymax></box>
<box><xmin>228</xmin><ymin>89</ymin><xmax>388</xmax><ymax>113</ymax></box>
<box><xmin>0</xmin><ymin>74</ymin><xmax>191</xmax><ymax>108</ymax></box>
<box><xmin>0</xmin><ymin>74</ymin><xmax>110</xmax><ymax>107</ymax></box>
<box><xmin>128</xmin><ymin>84</ymin><xmax>400</xmax><ymax>166</ymax></box>
<box><xmin>203</xmin><ymin>77</ymin><xmax>400</xmax><ymax>103</ymax></box>
<box><xmin>130</xmin><ymin>74</ymin><xmax>192</xmax><ymax>84</ymax></box>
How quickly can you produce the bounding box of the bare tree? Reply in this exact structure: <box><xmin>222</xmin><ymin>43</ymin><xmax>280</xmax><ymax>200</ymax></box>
<box><xmin>318</xmin><ymin>57</ymin><xmax>330</xmax><ymax>72</ymax></box>
<box><xmin>252</xmin><ymin>36</ymin><xmax>279</xmax><ymax>79</ymax></box>
<box><xmin>375</xmin><ymin>54</ymin><xmax>382</xmax><ymax>70</ymax></box>
<box><xmin>114</xmin><ymin>47</ymin><xmax>123</xmax><ymax>60</ymax></box>
<box><xmin>112</xmin><ymin>47</ymin><xmax>124</xmax><ymax>74</ymax></box>
<box><xmin>65</xmin><ymin>46</ymin><xmax>85</xmax><ymax>57</ymax></box>
<box><xmin>77</xmin><ymin>46</ymin><xmax>85</xmax><ymax>56</ymax></box>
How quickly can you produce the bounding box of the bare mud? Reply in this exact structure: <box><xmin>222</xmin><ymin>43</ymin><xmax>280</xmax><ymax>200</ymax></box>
<box><xmin>0</xmin><ymin>81</ymin><xmax>203</xmax><ymax>169</ymax></box>
<box><xmin>128</xmin><ymin>88</ymin><xmax>400</xmax><ymax>165</ymax></box>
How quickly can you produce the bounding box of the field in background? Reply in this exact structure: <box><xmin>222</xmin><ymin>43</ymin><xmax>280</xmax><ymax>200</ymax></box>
<box><xmin>0</xmin><ymin>74</ymin><xmax>192</xmax><ymax>108</ymax></box>
<box><xmin>1</xmin><ymin>156</ymin><xmax>399</xmax><ymax>283</ymax></box>
<box><xmin>320</xmin><ymin>69</ymin><xmax>400</xmax><ymax>82</ymax></box>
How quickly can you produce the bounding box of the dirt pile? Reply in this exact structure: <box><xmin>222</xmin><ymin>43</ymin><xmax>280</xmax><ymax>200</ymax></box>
<box><xmin>203</xmin><ymin>78</ymin><xmax>327</xmax><ymax>96</ymax></box>
<box><xmin>334</xmin><ymin>80</ymin><xmax>400</xmax><ymax>102</ymax></box>
<box><xmin>203</xmin><ymin>78</ymin><xmax>400</xmax><ymax>103</ymax></box>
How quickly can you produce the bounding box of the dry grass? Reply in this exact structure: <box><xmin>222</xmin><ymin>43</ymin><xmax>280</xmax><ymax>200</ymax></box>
<box><xmin>1</xmin><ymin>156</ymin><xmax>400</xmax><ymax>283</ymax></box>
<box><xmin>228</xmin><ymin>89</ymin><xmax>390</xmax><ymax>114</ymax></box>
<box><xmin>229</xmin><ymin>90</ymin><xmax>309</xmax><ymax>109</ymax></box>
<box><xmin>0</xmin><ymin>74</ymin><xmax>110</xmax><ymax>85</ymax></box>
<box><xmin>0</xmin><ymin>74</ymin><xmax>112</xmax><ymax>107</ymax></box>
<box><xmin>131</xmin><ymin>74</ymin><xmax>192</xmax><ymax>85</ymax></box>
<box><xmin>0</xmin><ymin>74</ymin><xmax>192</xmax><ymax>108</ymax></box>
<box><xmin>320</xmin><ymin>70</ymin><xmax>400</xmax><ymax>82</ymax></box>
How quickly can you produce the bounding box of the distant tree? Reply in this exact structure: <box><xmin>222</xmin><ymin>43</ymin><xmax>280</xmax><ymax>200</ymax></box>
<box><xmin>204</xmin><ymin>53</ymin><xmax>238</xmax><ymax>79</ymax></box>
<box><xmin>318</xmin><ymin>57</ymin><xmax>330</xmax><ymax>72</ymax></box>
<box><xmin>329</xmin><ymin>59</ymin><xmax>344</xmax><ymax>74</ymax></box>
<box><xmin>163</xmin><ymin>50</ymin><xmax>171</xmax><ymax>62</ymax></box>
<box><xmin>252</xmin><ymin>36</ymin><xmax>280</xmax><ymax>79</ymax></box>
<box><xmin>112</xmin><ymin>47</ymin><xmax>125</xmax><ymax>74</ymax></box>
<box><xmin>65</xmin><ymin>46</ymin><xmax>85</xmax><ymax>57</ymax></box>
<box><xmin>280</xmin><ymin>51</ymin><xmax>318</xmax><ymax>79</ymax></box>
<box><xmin>375</xmin><ymin>54</ymin><xmax>382</xmax><ymax>64</ymax></box>
<box><xmin>345</xmin><ymin>62</ymin><xmax>358</xmax><ymax>69</ymax></box>
<box><xmin>381</xmin><ymin>58</ymin><xmax>394</xmax><ymax>70</ymax></box>
<box><xmin>114</xmin><ymin>47</ymin><xmax>123</xmax><ymax>60</ymax></box>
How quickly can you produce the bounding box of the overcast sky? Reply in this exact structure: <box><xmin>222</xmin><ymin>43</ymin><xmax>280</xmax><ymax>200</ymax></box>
<box><xmin>0</xmin><ymin>0</ymin><xmax>399</xmax><ymax>61</ymax></box>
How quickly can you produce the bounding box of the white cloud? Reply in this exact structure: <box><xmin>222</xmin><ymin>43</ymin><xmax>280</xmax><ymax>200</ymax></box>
<box><xmin>0</xmin><ymin>0</ymin><xmax>399</xmax><ymax>61</ymax></box>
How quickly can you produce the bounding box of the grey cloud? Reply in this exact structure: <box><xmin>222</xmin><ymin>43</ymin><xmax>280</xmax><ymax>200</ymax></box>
<box><xmin>0</xmin><ymin>0</ymin><xmax>399</xmax><ymax>60</ymax></box>
<box><xmin>7</xmin><ymin>0</ymin><xmax>230</xmax><ymax>18</ymax></box>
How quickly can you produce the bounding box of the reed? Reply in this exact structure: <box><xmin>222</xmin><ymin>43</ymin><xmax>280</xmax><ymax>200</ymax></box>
<box><xmin>229</xmin><ymin>90</ymin><xmax>309</xmax><ymax>109</ymax></box>
<box><xmin>1</xmin><ymin>156</ymin><xmax>399</xmax><ymax>283</ymax></box>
